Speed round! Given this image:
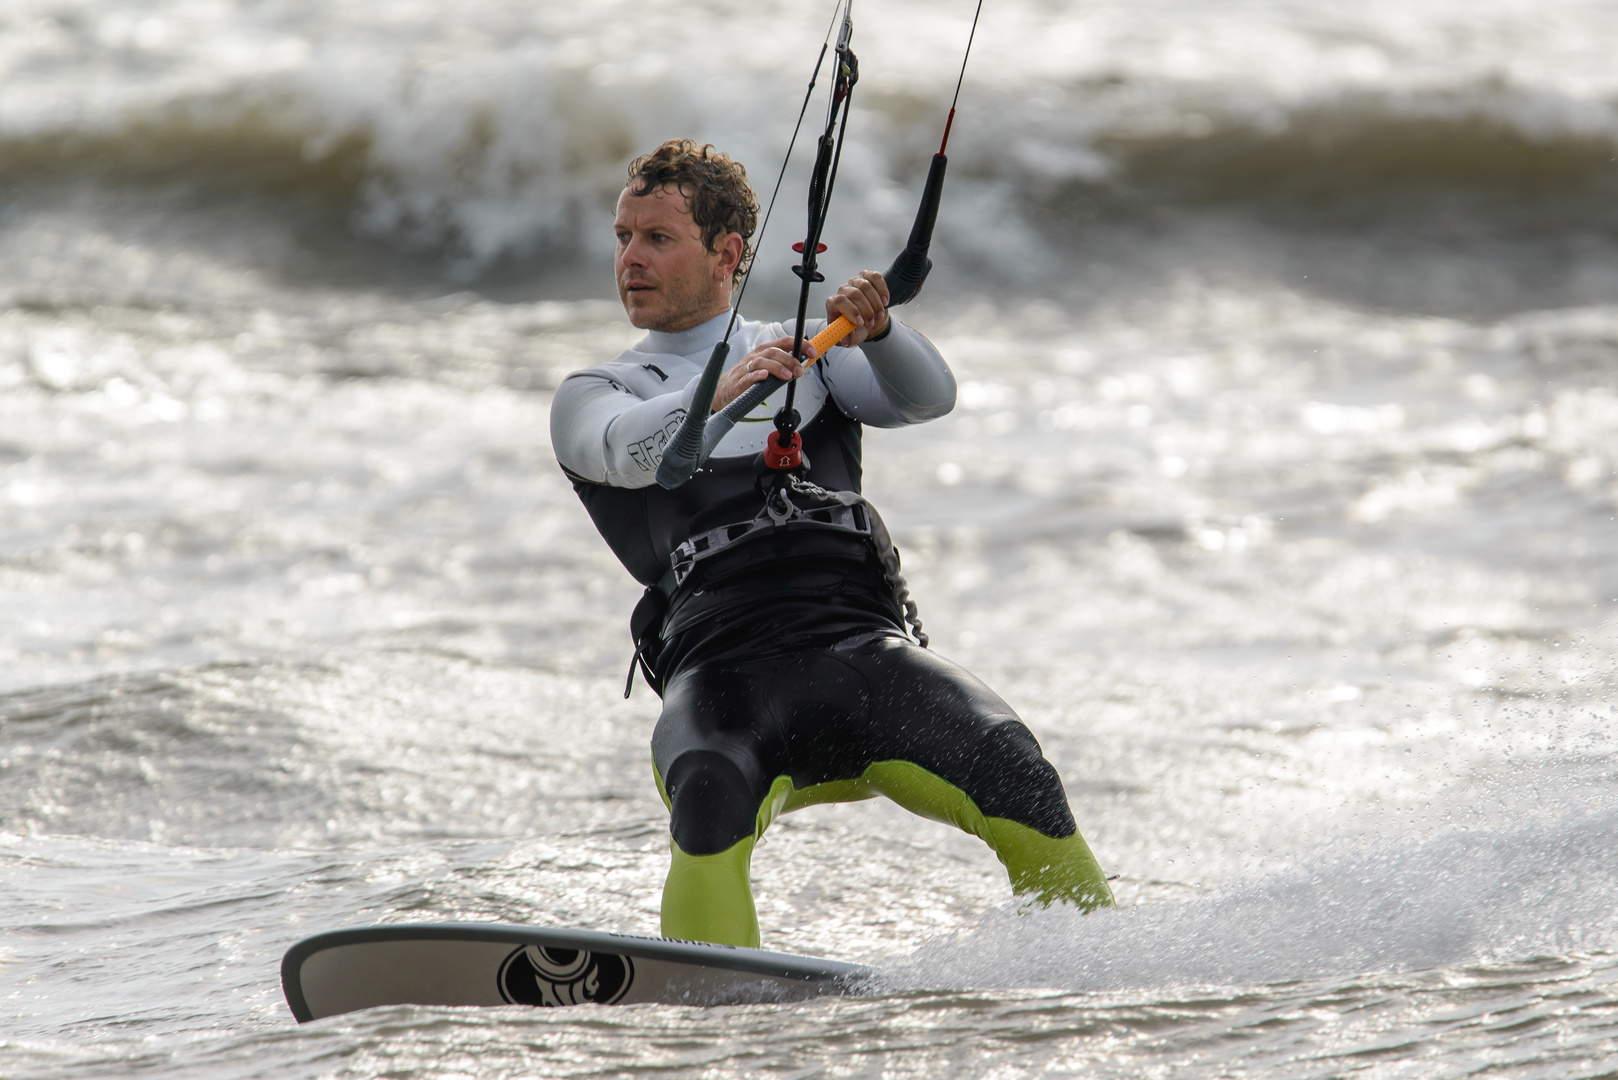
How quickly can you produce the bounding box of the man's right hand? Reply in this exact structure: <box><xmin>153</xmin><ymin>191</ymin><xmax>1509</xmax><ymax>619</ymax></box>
<box><xmin>711</xmin><ymin>336</ymin><xmax>816</xmax><ymax>413</ymax></box>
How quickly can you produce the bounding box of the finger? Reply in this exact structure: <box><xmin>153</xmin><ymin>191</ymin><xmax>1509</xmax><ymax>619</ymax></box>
<box><xmin>849</xmin><ymin>280</ymin><xmax>887</xmax><ymax>323</ymax></box>
<box><xmin>747</xmin><ymin>350</ymin><xmax>800</xmax><ymax>382</ymax></box>
<box><xmin>781</xmin><ymin>351</ymin><xmax>809</xmax><ymax>378</ymax></box>
<box><xmin>742</xmin><ymin>351</ymin><xmax>786</xmax><ymax>376</ymax></box>
<box><xmin>776</xmin><ymin>342</ymin><xmax>813</xmax><ymax>366</ymax></box>
<box><xmin>859</xmin><ymin>270</ymin><xmax>891</xmax><ymax>308</ymax></box>
<box><xmin>857</xmin><ymin>274</ymin><xmax>890</xmax><ymax>337</ymax></box>
<box><xmin>771</xmin><ymin>345</ymin><xmax>809</xmax><ymax>370</ymax></box>
<box><xmin>764</xmin><ymin>357</ymin><xmax>806</xmax><ymax>380</ymax></box>
<box><xmin>846</xmin><ymin>289</ymin><xmax>879</xmax><ymax>327</ymax></box>
<box><xmin>828</xmin><ymin>291</ymin><xmax>871</xmax><ymax>328</ymax></box>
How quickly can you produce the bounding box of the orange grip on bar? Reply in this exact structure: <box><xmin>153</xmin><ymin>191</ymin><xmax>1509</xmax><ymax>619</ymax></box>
<box><xmin>806</xmin><ymin>316</ymin><xmax>855</xmax><ymax>364</ymax></box>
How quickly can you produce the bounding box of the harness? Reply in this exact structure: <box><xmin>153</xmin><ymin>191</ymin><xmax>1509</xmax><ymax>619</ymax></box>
<box><xmin>625</xmin><ymin>474</ymin><xmax>927</xmax><ymax>698</ymax></box>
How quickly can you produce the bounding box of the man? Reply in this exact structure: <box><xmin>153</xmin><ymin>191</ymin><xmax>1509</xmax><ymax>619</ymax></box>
<box><xmin>551</xmin><ymin>139</ymin><xmax>1112</xmax><ymax>948</ymax></box>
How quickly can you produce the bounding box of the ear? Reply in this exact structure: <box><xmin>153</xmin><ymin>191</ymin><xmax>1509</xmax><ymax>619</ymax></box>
<box><xmin>713</xmin><ymin>232</ymin><xmax>746</xmax><ymax>283</ymax></box>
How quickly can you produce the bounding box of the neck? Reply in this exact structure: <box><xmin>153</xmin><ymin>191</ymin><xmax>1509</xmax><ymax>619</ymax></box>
<box><xmin>655</xmin><ymin>295</ymin><xmax>732</xmax><ymax>334</ymax></box>
<box><xmin>638</xmin><ymin>310</ymin><xmax>733</xmax><ymax>357</ymax></box>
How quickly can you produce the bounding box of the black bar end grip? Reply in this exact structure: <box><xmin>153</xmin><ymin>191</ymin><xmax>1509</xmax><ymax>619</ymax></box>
<box><xmin>719</xmin><ymin>374</ymin><xmax>784</xmax><ymax>427</ymax></box>
<box><xmin>883</xmin><ymin>152</ymin><xmax>947</xmax><ymax>307</ymax></box>
<box><xmin>655</xmin><ymin>340</ymin><xmax>730</xmax><ymax>489</ymax></box>
<box><xmin>699</xmin><ymin>372</ymin><xmax>786</xmax><ymax>459</ymax></box>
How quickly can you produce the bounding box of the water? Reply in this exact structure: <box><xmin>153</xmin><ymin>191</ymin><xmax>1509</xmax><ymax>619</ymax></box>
<box><xmin>2</xmin><ymin>0</ymin><xmax>1616</xmax><ymax>1075</ymax></box>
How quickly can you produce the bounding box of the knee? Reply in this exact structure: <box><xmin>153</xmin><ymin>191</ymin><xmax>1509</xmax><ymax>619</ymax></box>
<box><xmin>662</xmin><ymin>750</ymin><xmax>765</xmax><ymax>856</ymax></box>
<box><xmin>963</xmin><ymin>722</ymin><xmax>1076</xmax><ymax>839</ymax></box>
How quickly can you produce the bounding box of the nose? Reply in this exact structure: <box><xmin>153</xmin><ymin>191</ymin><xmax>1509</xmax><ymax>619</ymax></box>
<box><xmin>619</xmin><ymin>232</ymin><xmax>649</xmax><ymax>270</ymax></box>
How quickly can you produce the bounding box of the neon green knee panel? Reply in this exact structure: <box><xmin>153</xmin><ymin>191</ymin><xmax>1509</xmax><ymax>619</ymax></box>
<box><xmin>857</xmin><ymin>760</ymin><xmax>1115</xmax><ymax>911</ymax></box>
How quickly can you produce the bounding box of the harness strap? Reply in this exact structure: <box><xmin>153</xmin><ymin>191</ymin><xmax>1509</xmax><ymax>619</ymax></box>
<box><xmin>778</xmin><ymin>475</ymin><xmax>928</xmax><ymax>649</ymax></box>
<box><xmin>671</xmin><ymin>475</ymin><xmax>925</xmax><ymax>645</ymax></box>
<box><xmin>623</xmin><ymin>481</ymin><xmax>928</xmax><ymax>698</ymax></box>
<box><xmin>625</xmin><ymin>566</ymin><xmax>679</xmax><ymax>699</ymax></box>
<box><xmin>670</xmin><ymin>501</ymin><xmax>869</xmax><ymax>588</ymax></box>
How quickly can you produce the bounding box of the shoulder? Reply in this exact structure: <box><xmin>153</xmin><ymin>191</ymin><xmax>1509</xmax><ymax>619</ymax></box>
<box><xmin>556</xmin><ymin>348</ymin><xmax>681</xmax><ymax>404</ymax></box>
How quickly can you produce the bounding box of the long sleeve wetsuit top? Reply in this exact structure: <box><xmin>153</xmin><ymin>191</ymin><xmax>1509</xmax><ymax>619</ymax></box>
<box><xmin>552</xmin><ymin>310</ymin><xmax>951</xmax><ymax>636</ymax></box>
<box><xmin>553</xmin><ymin>312</ymin><xmax>953</xmax><ymax>496</ymax></box>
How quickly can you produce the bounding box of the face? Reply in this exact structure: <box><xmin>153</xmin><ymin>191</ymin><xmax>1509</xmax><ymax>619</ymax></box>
<box><xmin>613</xmin><ymin>184</ymin><xmax>740</xmax><ymax>333</ymax></box>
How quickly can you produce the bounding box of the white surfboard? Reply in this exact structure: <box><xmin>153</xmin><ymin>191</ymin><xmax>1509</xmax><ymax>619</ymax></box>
<box><xmin>282</xmin><ymin>923</ymin><xmax>870</xmax><ymax>1021</ymax></box>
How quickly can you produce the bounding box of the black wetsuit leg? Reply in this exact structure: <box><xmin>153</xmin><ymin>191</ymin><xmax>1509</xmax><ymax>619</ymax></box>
<box><xmin>652</xmin><ymin>629</ymin><xmax>1077</xmax><ymax>856</ymax></box>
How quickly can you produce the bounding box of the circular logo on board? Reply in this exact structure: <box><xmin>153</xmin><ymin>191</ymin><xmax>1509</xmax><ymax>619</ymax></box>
<box><xmin>498</xmin><ymin>944</ymin><xmax>634</xmax><ymax>1007</ymax></box>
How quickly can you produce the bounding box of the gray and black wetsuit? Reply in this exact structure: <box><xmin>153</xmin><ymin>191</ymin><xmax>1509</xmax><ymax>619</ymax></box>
<box><xmin>551</xmin><ymin>311</ymin><xmax>1112</xmax><ymax>946</ymax></box>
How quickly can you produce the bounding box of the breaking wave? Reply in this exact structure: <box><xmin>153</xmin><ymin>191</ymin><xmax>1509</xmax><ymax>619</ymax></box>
<box><xmin>7</xmin><ymin>59</ymin><xmax>1618</xmax><ymax>281</ymax></box>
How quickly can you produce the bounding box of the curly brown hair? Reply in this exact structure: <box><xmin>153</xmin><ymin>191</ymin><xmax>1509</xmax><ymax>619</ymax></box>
<box><xmin>626</xmin><ymin>139</ymin><xmax>759</xmax><ymax>283</ymax></box>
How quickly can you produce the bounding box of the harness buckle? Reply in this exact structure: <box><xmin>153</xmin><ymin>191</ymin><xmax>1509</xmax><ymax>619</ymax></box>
<box><xmin>764</xmin><ymin>482</ymin><xmax>796</xmax><ymax>526</ymax></box>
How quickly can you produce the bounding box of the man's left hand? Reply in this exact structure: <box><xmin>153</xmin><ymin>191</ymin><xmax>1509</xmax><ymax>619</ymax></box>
<box><xmin>826</xmin><ymin>271</ymin><xmax>890</xmax><ymax>346</ymax></box>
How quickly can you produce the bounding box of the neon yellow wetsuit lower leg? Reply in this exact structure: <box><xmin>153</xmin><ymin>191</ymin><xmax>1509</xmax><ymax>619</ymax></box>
<box><xmin>657</xmin><ymin>764</ymin><xmax>1112</xmax><ymax>948</ymax></box>
<box><xmin>662</xmin><ymin>836</ymin><xmax>761</xmax><ymax>948</ymax></box>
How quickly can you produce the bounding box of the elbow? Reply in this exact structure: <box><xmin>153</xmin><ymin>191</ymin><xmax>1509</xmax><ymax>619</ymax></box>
<box><xmin>886</xmin><ymin>368</ymin><xmax>955</xmax><ymax>423</ymax></box>
<box><xmin>862</xmin><ymin>323</ymin><xmax>955</xmax><ymax>423</ymax></box>
<box><xmin>897</xmin><ymin>396</ymin><xmax>954</xmax><ymax>424</ymax></box>
<box><xmin>550</xmin><ymin>377</ymin><xmax>614</xmax><ymax>484</ymax></box>
<box><xmin>919</xmin><ymin>368</ymin><xmax>957</xmax><ymax>419</ymax></box>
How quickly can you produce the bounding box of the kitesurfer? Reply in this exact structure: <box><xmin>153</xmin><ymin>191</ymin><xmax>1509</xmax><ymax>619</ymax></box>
<box><xmin>550</xmin><ymin>139</ymin><xmax>1114</xmax><ymax>948</ymax></box>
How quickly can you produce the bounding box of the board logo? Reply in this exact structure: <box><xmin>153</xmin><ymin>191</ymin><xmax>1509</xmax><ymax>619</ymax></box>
<box><xmin>498</xmin><ymin>944</ymin><xmax>634</xmax><ymax>1007</ymax></box>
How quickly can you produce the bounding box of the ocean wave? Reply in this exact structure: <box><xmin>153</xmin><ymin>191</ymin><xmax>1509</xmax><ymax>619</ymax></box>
<box><xmin>6</xmin><ymin>3</ymin><xmax>1618</xmax><ymax>280</ymax></box>
<box><xmin>0</xmin><ymin>93</ymin><xmax>369</xmax><ymax>205</ymax></box>
<box><xmin>1044</xmin><ymin>89</ymin><xmax>1618</xmax><ymax>229</ymax></box>
<box><xmin>0</xmin><ymin>667</ymin><xmax>335</xmax><ymax>848</ymax></box>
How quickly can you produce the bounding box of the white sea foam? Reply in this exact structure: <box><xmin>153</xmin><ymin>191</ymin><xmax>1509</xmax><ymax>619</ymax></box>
<box><xmin>883</xmin><ymin>808</ymin><xmax>1618</xmax><ymax>994</ymax></box>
